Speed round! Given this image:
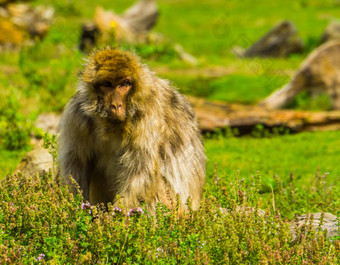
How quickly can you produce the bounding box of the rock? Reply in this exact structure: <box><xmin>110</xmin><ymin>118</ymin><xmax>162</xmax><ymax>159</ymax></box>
<box><xmin>14</xmin><ymin>113</ymin><xmax>60</xmax><ymax>176</ymax></box>
<box><xmin>34</xmin><ymin>113</ymin><xmax>61</xmax><ymax>135</ymax></box>
<box><xmin>121</xmin><ymin>0</ymin><xmax>159</xmax><ymax>33</ymax></box>
<box><xmin>243</xmin><ymin>20</ymin><xmax>304</xmax><ymax>58</ymax></box>
<box><xmin>290</xmin><ymin>212</ymin><xmax>338</xmax><ymax>240</ymax></box>
<box><xmin>321</xmin><ymin>21</ymin><xmax>340</xmax><ymax>43</ymax></box>
<box><xmin>260</xmin><ymin>41</ymin><xmax>340</xmax><ymax>109</ymax></box>
<box><xmin>0</xmin><ymin>3</ymin><xmax>53</xmax><ymax>49</ymax></box>
<box><xmin>93</xmin><ymin>0</ymin><xmax>158</xmax><ymax>45</ymax></box>
<box><xmin>14</xmin><ymin>143</ymin><xmax>54</xmax><ymax>176</ymax></box>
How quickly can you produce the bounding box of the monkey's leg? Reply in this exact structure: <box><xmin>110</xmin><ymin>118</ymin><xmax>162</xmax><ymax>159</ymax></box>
<box><xmin>60</xmin><ymin>152</ymin><xmax>91</xmax><ymax>201</ymax></box>
<box><xmin>89</xmin><ymin>175</ymin><xmax>111</xmax><ymax>205</ymax></box>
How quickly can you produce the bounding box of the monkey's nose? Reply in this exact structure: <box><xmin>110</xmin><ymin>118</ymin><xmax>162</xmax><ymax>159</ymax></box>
<box><xmin>112</xmin><ymin>104</ymin><xmax>122</xmax><ymax>111</ymax></box>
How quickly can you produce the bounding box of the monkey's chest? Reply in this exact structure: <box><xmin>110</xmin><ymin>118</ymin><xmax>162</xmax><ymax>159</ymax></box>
<box><xmin>89</xmin><ymin>143</ymin><xmax>122</xmax><ymax>203</ymax></box>
<box><xmin>92</xmin><ymin>136</ymin><xmax>122</xmax><ymax>177</ymax></box>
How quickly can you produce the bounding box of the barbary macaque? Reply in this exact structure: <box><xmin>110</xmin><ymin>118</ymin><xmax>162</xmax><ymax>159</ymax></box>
<box><xmin>58</xmin><ymin>48</ymin><xmax>206</xmax><ymax>214</ymax></box>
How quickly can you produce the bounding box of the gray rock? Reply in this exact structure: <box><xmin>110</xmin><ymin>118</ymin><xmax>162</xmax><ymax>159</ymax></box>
<box><xmin>243</xmin><ymin>20</ymin><xmax>304</xmax><ymax>58</ymax></box>
<box><xmin>290</xmin><ymin>212</ymin><xmax>338</xmax><ymax>240</ymax></box>
<box><xmin>321</xmin><ymin>21</ymin><xmax>340</xmax><ymax>43</ymax></box>
<box><xmin>14</xmin><ymin>143</ymin><xmax>54</xmax><ymax>176</ymax></box>
<box><xmin>34</xmin><ymin>113</ymin><xmax>60</xmax><ymax>135</ymax></box>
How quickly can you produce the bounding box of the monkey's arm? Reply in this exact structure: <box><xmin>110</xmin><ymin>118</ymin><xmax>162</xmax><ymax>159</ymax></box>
<box><xmin>58</xmin><ymin>100</ymin><xmax>93</xmax><ymax>201</ymax></box>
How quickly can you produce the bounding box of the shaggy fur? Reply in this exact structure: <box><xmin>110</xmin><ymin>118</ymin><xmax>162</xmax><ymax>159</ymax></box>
<box><xmin>58</xmin><ymin>48</ymin><xmax>206</xmax><ymax>214</ymax></box>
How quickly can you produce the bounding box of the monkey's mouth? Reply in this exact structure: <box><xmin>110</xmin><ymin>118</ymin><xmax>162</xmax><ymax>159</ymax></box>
<box><xmin>106</xmin><ymin>109</ymin><xmax>126</xmax><ymax>123</ymax></box>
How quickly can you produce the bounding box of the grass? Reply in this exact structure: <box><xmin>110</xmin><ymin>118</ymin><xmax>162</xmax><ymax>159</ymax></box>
<box><xmin>0</xmin><ymin>0</ymin><xmax>339</xmax><ymax>262</ymax></box>
<box><xmin>205</xmin><ymin>130</ymin><xmax>340</xmax><ymax>189</ymax></box>
<box><xmin>0</xmin><ymin>171</ymin><xmax>338</xmax><ymax>264</ymax></box>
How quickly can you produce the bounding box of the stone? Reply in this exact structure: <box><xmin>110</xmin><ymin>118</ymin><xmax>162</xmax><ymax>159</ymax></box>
<box><xmin>290</xmin><ymin>212</ymin><xmax>338</xmax><ymax>240</ymax></box>
<box><xmin>243</xmin><ymin>20</ymin><xmax>304</xmax><ymax>58</ymax></box>
<box><xmin>321</xmin><ymin>21</ymin><xmax>340</xmax><ymax>43</ymax></box>
<box><xmin>14</xmin><ymin>143</ymin><xmax>54</xmax><ymax>176</ymax></box>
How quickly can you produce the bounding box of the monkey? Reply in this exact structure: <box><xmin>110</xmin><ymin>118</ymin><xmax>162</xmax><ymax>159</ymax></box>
<box><xmin>58</xmin><ymin>48</ymin><xmax>206</xmax><ymax>214</ymax></box>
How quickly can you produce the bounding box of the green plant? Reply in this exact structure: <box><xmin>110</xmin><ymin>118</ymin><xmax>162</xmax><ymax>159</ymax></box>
<box><xmin>0</xmin><ymin>97</ymin><xmax>32</xmax><ymax>151</ymax></box>
<box><xmin>0</xmin><ymin>170</ymin><xmax>338</xmax><ymax>264</ymax></box>
<box><xmin>120</xmin><ymin>43</ymin><xmax>178</xmax><ymax>62</ymax></box>
<box><xmin>42</xmin><ymin>133</ymin><xmax>58</xmax><ymax>175</ymax></box>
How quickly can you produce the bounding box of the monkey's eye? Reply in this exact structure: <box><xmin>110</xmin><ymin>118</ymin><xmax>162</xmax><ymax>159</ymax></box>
<box><xmin>120</xmin><ymin>79</ymin><xmax>131</xmax><ymax>87</ymax></box>
<box><xmin>101</xmin><ymin>80</ymin><xmax>113</xmax><ymax>87</ymax></box>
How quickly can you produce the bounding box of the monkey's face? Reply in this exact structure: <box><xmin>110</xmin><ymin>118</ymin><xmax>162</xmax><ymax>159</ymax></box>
<box><xmin>95</xmin><ymin>76</ymin><xmax>132</xmax><ymax>121</ymax></box>
<box><xmin>82</xmin><ymin>49</ymin><xmax>141</xmax><ymax>122</ymax></box>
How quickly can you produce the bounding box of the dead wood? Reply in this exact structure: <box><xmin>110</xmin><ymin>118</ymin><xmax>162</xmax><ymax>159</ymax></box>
<box><xmin>189</xmin><ymin>96</ymin><xmax>340</xmax><ymax>133</ymax></box>
<box><xmin>260</xmin><ymin>41</ymin><xmax>340</xmax><ymax>110</ymax></box>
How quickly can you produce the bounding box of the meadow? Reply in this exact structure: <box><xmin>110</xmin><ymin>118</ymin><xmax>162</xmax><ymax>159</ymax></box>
<box><xmin>0</xmin><ymin>0</ymin><xmax>339</xmax><ymax>263</ymax></box>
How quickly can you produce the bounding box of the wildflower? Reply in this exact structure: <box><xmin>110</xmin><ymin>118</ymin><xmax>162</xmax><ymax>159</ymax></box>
<box><xmin>156</xmin><ymin>247</ymin><xmax>164</xmax><ymax>252</ymax></box>
<box><xmin>113</xmin><ymin>207</ymin><xmax>123</xmax><ymax>212</ymax></box>
<box><xmin>82</xmin><ymin>202</ymin><xmax>91</xmax><ymax>210</ymax></box>
<box><xmin>155</xmin><ymin>247</ymin><xmax>164</xmax><ymax>258</ymax></box>
<box><xmin>128</xmin><ymin>207</ymin><xmax>144</xmax><ymax>216</ymax></box>
<box><xmin>36</xmin><ymin>253</ymin><xmax>45</xmax><ymax>261</ymax></box>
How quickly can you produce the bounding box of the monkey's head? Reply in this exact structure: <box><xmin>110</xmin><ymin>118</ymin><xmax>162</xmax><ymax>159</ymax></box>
<box><xmin>81</xmin><ymin>48</ymin><xmax>145</xmax><ymax>122</ymax></box>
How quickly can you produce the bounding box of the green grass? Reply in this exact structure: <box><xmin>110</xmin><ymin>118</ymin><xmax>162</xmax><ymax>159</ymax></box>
<box><xmin>205</xmin><ymin>130</ymin><xmax>340</xmax><ymax>189</ymax></box>
<box><xmin>170</xmin><ymin>74</ymin><xmax>289</xmax><ymax>104</ymax></box>
<box><xmin>0</xmin><ymin>148</ymin><xmax>31</xmax><ymax>177</ymax></box>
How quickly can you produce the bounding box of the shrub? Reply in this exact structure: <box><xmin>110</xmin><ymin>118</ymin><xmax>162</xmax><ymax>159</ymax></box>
<box><xmin>0</xmin><ymin>170</ymin><xmax>338</xmax><ymax>264</ymax></box>
<box><xmin>0</xmin><ymin>98</ymin><xmax>32</xmax><ymax>151</ymax></box>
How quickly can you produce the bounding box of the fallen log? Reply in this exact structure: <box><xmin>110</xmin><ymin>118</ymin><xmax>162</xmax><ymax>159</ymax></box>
<box><xmin>189</xmin><ymin>96</ymin><xmax>340</xmax><ymax>133</ymax></box>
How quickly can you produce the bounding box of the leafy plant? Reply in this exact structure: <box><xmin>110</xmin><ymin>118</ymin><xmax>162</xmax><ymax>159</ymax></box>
<box><xmin>43</xmin><ymin>133</ymin><xmax>58</xmax><ymax>175</ymax></box>
<box><xmin>0</xmin><ymin>170</ymin><xmax>338</xmax><ymax>264</ymax></box>
<box><xmin>0</xmin><ymin>97</ymin><xmax>32</xmax><ymax>151</ymax></box>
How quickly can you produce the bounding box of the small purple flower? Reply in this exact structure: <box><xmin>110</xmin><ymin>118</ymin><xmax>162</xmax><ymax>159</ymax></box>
<box><xmin>113</xmin><ymin>207</ymin><xmax>122</xmax><ymax>212</ymax></box>
<box><xmin>128</xmin><ymin>207</ymin><xmax>144</xmax><ymax>216</ymax></box>
<box><xmin>156</xmin><ymin>247</ymin><xmax>164</xmax><ymax>252</ymax></box>
<box><xmin>112</xmin><ymin>207</ymin><xmax>123</xmax><ymax>216</ymax></box>
<box><xmin>36</xmin><ymin>253</ymin><xmax>45</xmax><ymax>261</ymax></box>
<box><xmin>155</xmin><ymin>247</ymin><xmax>164</xmax><ymax>258</ymax></box>
<box><xmin>82</xmin><ymin>202</ymin><xmax>91</xmax><ymax>210</ymax></box>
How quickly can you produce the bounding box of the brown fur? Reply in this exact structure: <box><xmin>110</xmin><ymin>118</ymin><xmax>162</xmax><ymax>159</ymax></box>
<box><xmin>58</xmin><ymin>48</ymin><xmax>206</xmax><ymax>214</ymax></box>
